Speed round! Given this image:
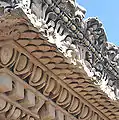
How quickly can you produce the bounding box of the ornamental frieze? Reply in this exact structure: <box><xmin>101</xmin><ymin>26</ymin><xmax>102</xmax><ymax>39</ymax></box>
<box><xmin>0</xmin><ymin>0</ymin><xmax>119</xmax><ymax>120</ymax></box>
<box><xmin>0</xmin><ymin>41</ymin><xmax>105</xmax><ymax>120</ymax></box>
<box><xmin>7</xmin><ymin>0</ymin><xmax>118</xmax><ymax>100</ymax></box>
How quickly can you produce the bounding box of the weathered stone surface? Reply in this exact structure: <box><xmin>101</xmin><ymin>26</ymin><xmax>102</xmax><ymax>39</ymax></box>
<box><xmin>0</xmin><ymin>0</ymin><xmax>119</xmax><ymax>120</ymax></box>
<box><xmin>0</xmin><ymin>74</ymin><xmax>12</xmax><ymax>92</ymax></box>
<box><xmin>20</xmin><ymin>89</ymin><xmax>35</xmax><ymax>108</ymax></box>
<box><xmin>8</xmin><ymin>81</ymin><xmax>24</xmax><ymax>100</ymax></box>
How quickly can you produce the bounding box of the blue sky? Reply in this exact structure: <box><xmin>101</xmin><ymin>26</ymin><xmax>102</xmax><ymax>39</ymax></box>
<box><xmin>76</xmin><ymin>0</ymin><xmax>119</xmax><ymax>46</ymax></box>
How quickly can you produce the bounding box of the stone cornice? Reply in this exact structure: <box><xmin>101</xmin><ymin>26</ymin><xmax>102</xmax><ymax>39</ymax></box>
<box><xmin>9</xmin><ymin>0</ymin><xmax>118</xmax><ymax>100</ymax></box>
<box><xmin>0</xmin><ymin>1</ymin><xmax>119</xmax><ymax>120</ymax></box>
<box><xmin>0</xmin><ymin>40</ymin><xmax>108</xmax><ymax>120</ymax></box>
<box><xmin>0</xmin><ymin>24</ymin><xmax>118</xmax><ymax>119</ymax></box>
<box><xmin>0</xmin><ymin>68</ymin><xmax>78</xmax><ymax>120</ymax></box>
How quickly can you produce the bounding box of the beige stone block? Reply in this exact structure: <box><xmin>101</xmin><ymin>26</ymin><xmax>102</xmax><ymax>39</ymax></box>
<box><xmin>56</xmin><ymin>110</ymin><xmax>64</xmax><ymax>120</ymax></box>
<box><xmin>0</xmin><ymin>74</ymin><xmax>12</xmax><ymax>92</ymax></box>
<box><xmin>31</xmin><ymin>96</ymin><xmax>45</xmax><ymax>114</ymax></box>
<box><xmin>20</xmin><ymin>89</ymin><xmax>35</xmax><ymax>108</ymax></box>
<box><xmin>40</xmin><ymin>102</ymin><xmax>55</xmax><ymax>120</ymax></box>
<box><xmin>45</xmin><ymin>102</ymin><xmax>55</xmax><ymax>120</ymax></box>
<box><xmin>8</xmin><ymin>81</ymin><xmax>24</xmax><ymax>100</ymax></box>
<box><xmin>65</xmin><ymin>115</ymin><xmax>72</xmax><ymax>120</ymax></box>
